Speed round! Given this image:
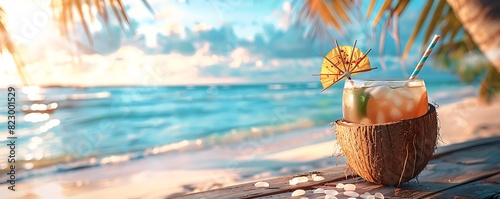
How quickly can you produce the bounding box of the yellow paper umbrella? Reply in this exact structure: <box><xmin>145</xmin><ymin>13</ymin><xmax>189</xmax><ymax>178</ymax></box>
<box><xmin>315</xmin><ymin>41</ymin><xmax>376</xmax><ymax>92</ymax></box>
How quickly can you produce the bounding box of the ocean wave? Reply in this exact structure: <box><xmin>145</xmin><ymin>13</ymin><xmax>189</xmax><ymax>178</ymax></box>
<box><xmin>0</xmin><ymin>118</ymin><xmax>319</xmax><ymax>183</ymax></box>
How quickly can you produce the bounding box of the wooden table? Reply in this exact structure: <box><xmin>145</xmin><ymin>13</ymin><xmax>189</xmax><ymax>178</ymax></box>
<box><xmin>172</xmin><ymin>137</ymin><xmax>500</xmax><ymax>199</ymax></box>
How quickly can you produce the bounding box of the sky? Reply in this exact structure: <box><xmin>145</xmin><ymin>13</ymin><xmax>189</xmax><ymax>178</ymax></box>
<box><xmin>0</xmin><ymin>0</ymin><xmax>453</xmax><ymax>87</ymax></box>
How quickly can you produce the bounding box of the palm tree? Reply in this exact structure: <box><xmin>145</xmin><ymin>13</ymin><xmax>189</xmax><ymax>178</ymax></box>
<box><xmin>294</xmin><ymin>0</ymin><xmax>500</xmax><ymax>102</ymax></box>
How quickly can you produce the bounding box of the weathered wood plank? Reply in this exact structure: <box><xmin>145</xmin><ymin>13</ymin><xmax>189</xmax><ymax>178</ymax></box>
<box><xmin>421</xmin><ymin>172</ymin><xmax>500</xmax><ymax>199</ymax></box>
<box><xmin>174</xmin><ymin>136</ymin><xmax>500</xmax><ymax>199</ymax></box>
<box><xmin>170</xmin><ymin>166</ymin><xmax>355</xmax><ymax>199</ymax></box>
<box><xmin>432</xmin><ymin>136</ymin><xmax>500</xmax><ymax>159</ymax></box>
<box><xmin>286</xmin><ymin>138</ymin><xmax>500</xmax><ymax>199</ymax></box>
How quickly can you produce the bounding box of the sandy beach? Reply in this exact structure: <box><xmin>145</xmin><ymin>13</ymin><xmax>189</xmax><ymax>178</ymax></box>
<box><xmin>1</xmin><ymin>96</ymin><xmax>500</xmax><ymax>199</ymax></box>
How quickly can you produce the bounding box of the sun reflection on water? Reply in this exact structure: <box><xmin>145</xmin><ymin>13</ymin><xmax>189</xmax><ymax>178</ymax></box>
<box><xmin>23</xmin><ymin>162</ymin><xmax>34</xmax><ymax>170</ymax></box>
<box><xmin>24</xmin><ymin>113</ymin><xmax>50</xmax><ymax>123</ymax></box>
<box><xmin>37</xmin><ymin>119</ymin><xmax>61</xmax><ymax>133</ymax></box>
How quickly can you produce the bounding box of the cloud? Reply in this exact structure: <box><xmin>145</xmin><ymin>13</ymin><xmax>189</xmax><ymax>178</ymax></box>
<box><xmin>108</xmin><ymin>16</ymin><xmax>319</xmax><ymax>60</ymax></box>
<box><xmin>4</xmin><ymin>18</ymin><xmax>326</xmax><ymax>87</ymax></box>
<box><xmin>157</xmin><ymin>33</ymin><xmax>197</xmax><ymax>55</ymax></box>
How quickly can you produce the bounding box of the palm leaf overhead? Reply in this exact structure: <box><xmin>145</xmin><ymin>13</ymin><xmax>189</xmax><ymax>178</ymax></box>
<box><xmin>479</xmin><ymin>67</ymin><xmax>500</xmax><ymax>103</ymax></box>
<box><xmin>50</xmin><ymin>0</ymin><xmax>143</xmax><ymax>45</ymax></box>
<box><xmin>0</xmin><ymin>0</ymin><xmax>154</xmax><ymax>85</ymax></box>
<box><xmin>0</xmin><ymin>7</ymin><xmax>28</xmax><ymax>86</ymax></box>
<box><xmin>372</xmin><ymin>0</ymin><xmax>499</xmax><ymax>103</ymax></box>
<box><xmin>294</xmin><ymin>0</ymin><xmax>355</xmax><ymax>42</ymax></box>
<box><xmin>295</xmin><ymin>0</ymin><xmax>467</xmax><ymax>62</ymax></box>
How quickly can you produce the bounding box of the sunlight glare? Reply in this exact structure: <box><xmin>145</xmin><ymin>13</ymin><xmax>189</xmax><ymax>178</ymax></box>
<box><xmin>24</xmin><ymin>113</ymin><xmax>50</xmax><ymax>123</ymax></box>
<box><xmin>282</xmin><ymin>1</ymin><xmax>291</xmax><ymax>12</ymax></box>
<box><xmin>0</xmin><ymin>1</ymin><xmax>30</xmax><ymax>26</ymax></box>
<box><xmin>24</xmin><ymin>154</ymin><xmax>34</xmax><ymax>161</ymax></box>
<box><xmin>33</xmin><ymin>182</ymin><xmax>65</xmax><ymax>199</ymax></box>
<box><xmin>22</xmin><ymin>86</ymin><xmax>41</xmax><ymax>95</ymax></box>
<box><xmin>0</xmin><ymin>52</ymin><xmax>16</xmax><ymax>72</ymax></box>
<box><xmin>193</xmin><ymin>23</ymin><xmax>212</xmax><ymax>32</ymax></box>
<box><xmin>23</xmin><ymin>162</ymin><xmax>34</xmax><ymax>170</ymax></box>
<box><xmin>256</xmin><ymin>60</ymin><xmax>263</xmax><ymax>67</ymax></box>
<box><xmin>0</xmin><ymin>1</ymin><xmax>53</xmax><ymax>44</ymax></box>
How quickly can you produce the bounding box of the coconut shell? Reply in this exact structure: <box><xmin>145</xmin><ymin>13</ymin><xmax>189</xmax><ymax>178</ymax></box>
<box><xmin>334</xmin><ymin>104</ymin><xmax>438</xmax><ymax>186</ymax></box>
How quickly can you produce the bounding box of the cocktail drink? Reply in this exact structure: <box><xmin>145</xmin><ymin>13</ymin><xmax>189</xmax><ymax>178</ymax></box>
<box><xmin>321</xmin><ymin>37</ymin><xmax>440</xmax><ymax>185</ymax></box>
<box><xmin>342</xmin><ymin>79</ymin><xmax>428</xmax><ymax>125</ymax></box>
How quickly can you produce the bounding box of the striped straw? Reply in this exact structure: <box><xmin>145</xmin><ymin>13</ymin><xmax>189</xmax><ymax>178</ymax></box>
<box><xmin>409</xmin><ymin>34</ymin><xmax>441</xmax><ymax>80</ymax></box>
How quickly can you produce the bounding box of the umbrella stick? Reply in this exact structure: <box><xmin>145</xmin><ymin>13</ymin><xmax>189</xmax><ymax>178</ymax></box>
<box><xmin>350</xmin><ymin>48</ymin><xmax>372</xmax><ymax>72</ymax></box>
<box><xmin>321</xmin><ymin>73</ymin><xmax>346</xmax><ymax>92</ymax></box>
<box><xmin>335</xmin><ymin>40</ymin><xmax>348</xmax><ymax>72</ymax></box>
<box><xmin>347</xmin><ymin>40</ymin><xmax>357</xmax><ymax>72</ymax></box>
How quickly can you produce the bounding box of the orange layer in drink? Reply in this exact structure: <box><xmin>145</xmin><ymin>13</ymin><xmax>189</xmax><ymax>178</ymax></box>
<box><xmin>342</xmin><ymin>80</ymin><xmax>428</xmax><ymax>125</ymax></box>
<box><xmin>366</xmin><ymin>90</ymin><xmax>428</xmax><ymax>124</ymax></box>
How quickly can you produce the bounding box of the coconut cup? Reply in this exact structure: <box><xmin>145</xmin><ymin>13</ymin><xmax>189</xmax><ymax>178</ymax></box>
<box><xmin>334</xmin><ymin>104</ymin><xmax>438</xmax><ymax>186</ymax></box>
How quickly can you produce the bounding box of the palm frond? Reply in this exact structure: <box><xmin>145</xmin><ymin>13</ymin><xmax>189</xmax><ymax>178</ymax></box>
<box><xmin>434</xmin><ymin>40</ymin><xmax>487</xmax><ymax>82</ymax></box>
<box><xmin>76</xmin><ymin>0</ymin><xmax>94</xmax><ymax>45</ymax></box>
<box><xmin>293</xmin><ymin>0</ymin><xmax>356</xmax><ymax>41</ymax></box>
<box><xmin>393</xmin><ymin>0</ymin><xmax>409</xmax><ymax>16</ymax></box>
<box><xmin>420</xmin><ymin>0</ymin><xmax>446</xmax><ymax>52</ymax></box>
<box><xmin>51</xmin><ymin>0</ymin><xmax>139</xmax><ymax>46</ymax></box>
<box><xmin>479</xmin><ymin>66</ymin><xmax>500</xmax><ymax>103</ymax></box>
<box><xmin>365</xmin><ymin>0</ymin><xmax>377</xmax><ymax>20</ymax></box>
<box><xmin>0</xmin><ymin>7</ymin><xmax>28</xmax><ymax>86</ymax></box>
<box><xmin>371</xmin><ymin>0</ymin><xmax>393</xmax><ymax>29</ymax></box>
<box><xmin>141</xmin><ymin>0</ymin><xmax>156</xmax><ymax>15</ymax></box>
<box><xmin>401</xmin><ymin>0</ymin><xmax>434</xmax><ymax>59</ymax></box>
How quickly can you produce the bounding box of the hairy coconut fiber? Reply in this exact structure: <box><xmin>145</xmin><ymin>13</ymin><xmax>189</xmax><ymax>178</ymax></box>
<box><xmin>334</xmin><ymin>104</ymin><xmax>438</xmax><ymax>186</ymax></box>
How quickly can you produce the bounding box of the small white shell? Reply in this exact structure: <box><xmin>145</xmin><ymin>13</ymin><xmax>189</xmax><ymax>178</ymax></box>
<box><xmin>253</xmin><ymin>181</ymin><xmax>269</xmax><ymax>188</ymax></box>
<box><xmin>295</xmin><ymin>176</ymin><xmax>309</xmax><ymax>183</ymax></box>
<box><xmin>374</xmin><ymin>192</ymin><xmax>385</xmax><ymax>198</ymax></box>
<box><xmin>344</xmin><ymin>191</ymin><xmax>360</xmax><ymax>197</ymax></box>
<box><xmin>313</xmin><ymin>188</ymin><xmax>325</xmax><ymax>194</ymax></box>
<box><xmin>360</xmin><ymin>192</ymin><xmax>372</xmax><ymax>199</ymax></box>
<box><xmin>313</xmin><ymin>176</ymin><xmax>325</xmax><ymax>181</ymax></box>
<box><xmin>335</xmin><ymin>183</ymin><xmax>344</xmax><ymax>189</ymax></box>
<box><xmin>291</xmin><ymin>189</ymin><xmax>306</xmax><ymax>196</ymax></box>
<box><xmin>344</xmin><ymin>184</ymin><xmax>356</xmax><ymax>191</ymax></box>
<box><xmin>324</xmin><ymin>190</ymin><xmax>338</xmax><ymax>196</ymax></box>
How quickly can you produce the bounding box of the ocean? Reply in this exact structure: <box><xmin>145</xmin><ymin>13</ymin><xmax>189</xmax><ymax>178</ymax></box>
<box><xmin>0</xmin><ymin>75</ymin><xmax>477</xmax><ymax>184</ymax></box>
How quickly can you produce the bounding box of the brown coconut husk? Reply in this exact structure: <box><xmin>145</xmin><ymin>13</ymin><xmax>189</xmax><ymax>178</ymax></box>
<box><xmin>334</xmin><ymin>104</ymin><xmax>438</xmax><ymax>186</ymax></box>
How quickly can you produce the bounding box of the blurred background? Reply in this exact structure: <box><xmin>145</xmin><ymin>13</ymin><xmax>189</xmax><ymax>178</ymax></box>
<box><xmin>0</xmin><ymin>0</ymin><xmax>499</xmax><ymax>198</ymax></box>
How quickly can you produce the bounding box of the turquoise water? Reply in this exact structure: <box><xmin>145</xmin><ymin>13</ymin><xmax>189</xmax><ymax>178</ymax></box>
<box><xmin>0</xmin><ymin>75</ymin><xmax>477</xmax><ymax>182</ymax></box>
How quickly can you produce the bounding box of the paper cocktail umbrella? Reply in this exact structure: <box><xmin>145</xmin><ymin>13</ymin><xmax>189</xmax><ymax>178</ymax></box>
<box><xmin>314</xmin><ymin>40</ymin><xmax>376</xmax><ymax>92</ymax></box>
